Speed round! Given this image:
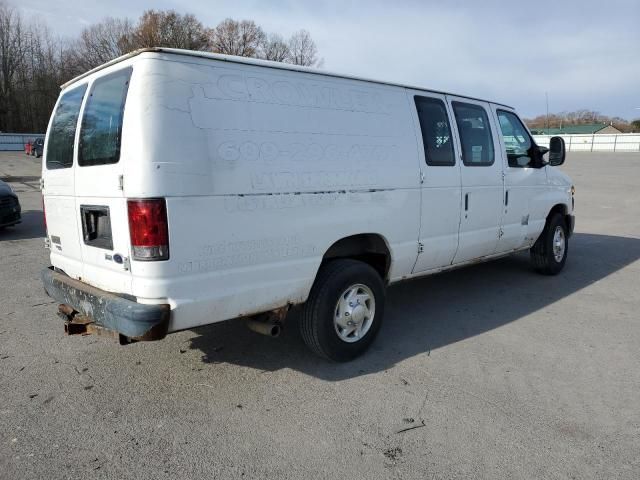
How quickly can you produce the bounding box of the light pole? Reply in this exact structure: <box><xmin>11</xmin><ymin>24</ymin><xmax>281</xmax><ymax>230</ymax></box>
<box><xmin>545</xmin><ymin>92</ymin><xmax>549</xmax><ymax>135</ymax></box>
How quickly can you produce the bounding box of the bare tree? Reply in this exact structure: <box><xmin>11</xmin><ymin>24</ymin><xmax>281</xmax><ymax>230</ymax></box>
<box><xmin>524</xmin><ymin>110</ymin><xmax>634</xmax><ymax>133</ymax></box>
<box><xmin>260</xmin><ymin>33</ymin><xmax>289</xmax><ymax>62</ymax></box>
<box><xmin>286</xmin><ymin>29</ymin><xmax>318</xmax><ymax>66</ymax></box>
<box><xmin>0</xmin><ymin>4</ymin><xmax>66</xmax><ymax>132</ymax></box>
<box><xmin>0</xmin><ymin>3</ymin><xmax>324</xmax><ymax>133</ymax></box>
<box><xmin>210</xmin><ymin>18</ymin><xmax>265</xmax><ymax>57</ymax></box>
<box><xmin>70</xmin><ymin>17</ymin><xmax>134</xmax><ymax>72</ymax></box>
<box><xmin>132</xmin><ymin>10</ymin><xmax>211</xmax><ymax>50</ymax></box>
<box><xmin>69</xmin><ymin>10</ymin><xmax>212</xmax><ymax>74</ymax></box>
<box><xmin>0</xmin><ymin>1</ymin><xmax>26</xmax><ymax>130</ymax></box>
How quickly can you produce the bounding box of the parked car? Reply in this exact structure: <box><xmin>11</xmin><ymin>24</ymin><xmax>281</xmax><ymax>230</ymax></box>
<box><xmin>0</xmin><ymin>179</ymin><xmax>21</xmax><ymax>228</ymax></box>
<box><xmin>31</xmin><ymin>138</ymin><xmax>44</xmax><ymax>158</ymax></box>
<box><xmin>41</xmin><ymin>48</ymin><xmax>574</xmax><ymax>361</ymax></box>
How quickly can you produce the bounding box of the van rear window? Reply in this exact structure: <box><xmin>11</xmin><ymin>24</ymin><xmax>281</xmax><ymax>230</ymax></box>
<box><xmin>79</xmin><ymin>68</ymin><xmax>132</xmax><ymax>167</ymax></box>
<box><xmin>46</xmin><ymin>85</ymin><xmax>87</xmax><ymax>170</ymax></box>
<box><xmin>452</xmin><ymin>101</ymin><xmax>495</xmax><ymax>166</ymax></box>
<box><xmin>414</xmin><ymin>96</ymin><xmax>455</xmax><ymax>166</ymax></box>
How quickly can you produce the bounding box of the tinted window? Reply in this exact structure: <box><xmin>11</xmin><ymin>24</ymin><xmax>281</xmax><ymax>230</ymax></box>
<box><xmin>414</xmin><ymin>96</ymin><xmax>455</xmax><ymax>166</ymax></box>
<box><xmin>497</xmin><ymin>110</ymin><xmax>534</xmax><ymax>168</ymax></box>
<box><xmin>452</xmin><ymin>102</ymin><xmax>494</xmax><ymax>166</ymax></box>
<box><xmin>79</xmin><ymin>68</ymin><xmax>131</xmax><ymax>166</ymax></box>
<box><xmin>46</xmin><ymin>85</ymin><xmax>87</xmax><ymax>170</ymax></box>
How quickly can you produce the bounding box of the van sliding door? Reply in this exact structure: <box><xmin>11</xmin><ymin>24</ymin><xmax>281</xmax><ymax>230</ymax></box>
<box><xmin>407</xmin><ymin>91</ymin><xmax>462</xmax><ymax>273</ymax></box>
<box><xmin>447</xmin><ymin>96</ymin><xmax>504</xmax><ymax>264</ymax></box>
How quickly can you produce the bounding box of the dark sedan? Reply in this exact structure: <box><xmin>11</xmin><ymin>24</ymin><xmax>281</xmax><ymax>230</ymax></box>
<box><xmin>0</xmin><ymin>179</ymin><xmax>21</xmax><ymax>228</ymax></box>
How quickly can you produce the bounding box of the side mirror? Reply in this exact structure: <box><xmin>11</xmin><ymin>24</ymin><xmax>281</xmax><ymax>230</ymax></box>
<box><xmin>548</xmin><ymin>136</ymin><xmax>566</xmax><ymax>166</ymax></box>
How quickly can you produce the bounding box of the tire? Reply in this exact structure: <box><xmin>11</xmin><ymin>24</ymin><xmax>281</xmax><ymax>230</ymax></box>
<box><xmin>300</xmin><ymin>259</ymin><xmax>386</xmax><ymax>362</ymax></box>
<box><xmin>530</xmin><ymin>213</ymin><xmax>568</xmax><ymax>275</ymax></box>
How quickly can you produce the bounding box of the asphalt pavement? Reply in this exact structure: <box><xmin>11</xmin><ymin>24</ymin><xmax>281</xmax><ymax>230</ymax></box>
<box><xmin>1</xmin><ymin>151</ymin><xmax>639</xmax><ymax>479</ymax></box>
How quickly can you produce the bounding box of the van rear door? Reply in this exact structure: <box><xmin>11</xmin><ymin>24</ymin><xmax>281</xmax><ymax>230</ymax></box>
<box><xmin>43</xmin><ymin>84</ymin><xmax>88</xmax><ymax>280</ymax></box>
<box><xmin>73</xmin><ymin>67</ymin><xmax>133</xmax><ymax>294</ymax></box>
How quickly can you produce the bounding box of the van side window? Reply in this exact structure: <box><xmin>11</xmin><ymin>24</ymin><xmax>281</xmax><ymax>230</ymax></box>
<box><xmin>497</xmin><ymin>110</ymin><xmax>534</xmax><ymax>168</ymax></box>
<box><xmin>45</xmin><ymin>85</ymin><xmax>87</xmax><ymax>170</ymax></box>
<box><xmin>452</xmin><ymin>102</ymin><xmax>494</xmax><ymax>166</ymax></box>
<box><xmin>79</xmin><ymin>68</ymin><xmax>132</xmax><ymax>167</ymax></box>
<box><xmin>414</xmin><ymin>96</ymin><xmax>455</xmax><ymax>166</ymax></box>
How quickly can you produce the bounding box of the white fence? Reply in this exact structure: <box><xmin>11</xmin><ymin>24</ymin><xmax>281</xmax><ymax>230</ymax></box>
<box><xmin>3</xmin><ymin>132</ymin><xmax>639</xmax><ymax>153</ymax></box>
<box><xmin>533</xmin><ymin>133</ymin><xmax>640</xmax><ymax>152</ymax></box>
<box><xmin>0</xmin><ymin>132</ymin><xmax>45</xmax><ymax>151</ymax></box>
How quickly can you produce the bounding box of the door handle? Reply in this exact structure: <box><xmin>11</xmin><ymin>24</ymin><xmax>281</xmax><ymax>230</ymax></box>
<box><xmin>505</xmin><ymin>190</ymin><xmax>509</xmax><ymax>206</ymax></box>
<box><xmin>464</xmin><ymin>193</ymin><xmax>469</xmax><ymax>211</ymax></box>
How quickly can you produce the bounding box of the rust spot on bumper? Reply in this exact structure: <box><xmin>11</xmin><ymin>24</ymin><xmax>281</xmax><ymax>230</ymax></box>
<box><xmin>43</xmin><ymin>267</ymin><xmax>170</xmax><ymax>341</ymax></box>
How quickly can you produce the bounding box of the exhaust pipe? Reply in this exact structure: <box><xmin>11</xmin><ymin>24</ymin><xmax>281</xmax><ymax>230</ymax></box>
<box><xmin>246</xmin><ymin>318</ymin><xmax>281</xmax><ymax>338</ymax></box>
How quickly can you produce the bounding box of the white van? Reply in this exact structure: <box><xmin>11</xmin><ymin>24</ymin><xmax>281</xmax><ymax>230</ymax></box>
<box><xmin>41</xmin><ymin>48</ymin><xmax>574</xmax><ymax>361</ymax></box>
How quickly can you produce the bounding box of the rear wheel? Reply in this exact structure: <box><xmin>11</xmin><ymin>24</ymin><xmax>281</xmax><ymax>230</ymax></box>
<box><xmin>300</xmin><ymin>259</ymin><xmax>385</xmax><ymax>361</ymax></box>
<box><xmin>530</xmin><ymin>213</ymin><xmax>568</xmax><ymax>275</ymax></box>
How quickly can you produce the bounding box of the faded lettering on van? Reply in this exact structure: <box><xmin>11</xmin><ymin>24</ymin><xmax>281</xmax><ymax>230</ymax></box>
<box><xmin>200</xmin><ymin>235</ymin><xmax>299</xmax><ymax>257</ymax></box>
<box><xmin>297</xmin><ymin>83</ymin><xmax>332</xmax><ymax>108</ymax></box>
<box><xmin>246</xmin><ymin>77</ymin><xmax>272</xmax><ymax>102</ymax></box>
<box><xmin>223</xmin><ymin>190</ymin><xmax>389</xmax><ymax>213</ymax></box>
<box><xmin>250</xmin><ymin>170</ymin><xmax>378</xmax><ymax>190</ymax></box>
<box><xmin>179</xmin><ymin>235</ymin><xmax>316</xmax><ymax>274</ymax></box>
<box><xmin>217</xmin><ymin>74</ymin><xmax>247</xmax><ymax>99</ymax></box>
<box><xmin>190</xmin><ymin>85</ymin><xmax>396</xmax><ymax>137</ymax></box>
<box><xmin>203</xmin><ymin>75</ymin><xmax>392</xmax><ymax>114</ymax></box>
<box><xmin>212</xmin><ymin>139</ymin><xmax>396</xmax><ymax>169</ymax></box>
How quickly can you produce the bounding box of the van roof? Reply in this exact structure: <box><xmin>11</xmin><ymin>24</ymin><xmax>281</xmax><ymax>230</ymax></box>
<box><xmin>62</xmin><ymin>47</ymin><xmax>514</xmax><ymax>109</ymax></box>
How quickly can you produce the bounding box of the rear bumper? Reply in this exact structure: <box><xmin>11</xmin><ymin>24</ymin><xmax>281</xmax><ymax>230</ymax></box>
<box><xmin>41</xmin><ymin>267</ymin><xmax>170</xmax><ymax>340</ymax></box>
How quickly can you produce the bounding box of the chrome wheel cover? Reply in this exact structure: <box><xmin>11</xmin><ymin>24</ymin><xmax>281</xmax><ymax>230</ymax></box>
<box><xmin>334</xmin><ymin>284</ymin><xmax>375</xmax><ymax>343</ymax></box>
<box><xmin>553</xmin><ymin>226</ymin><xmax>566</xmax><ymax>263</ymax></box>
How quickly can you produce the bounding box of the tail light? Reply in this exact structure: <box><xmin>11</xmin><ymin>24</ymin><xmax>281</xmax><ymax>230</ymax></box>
<box><xmin>127</xmin><ymin>199</ymin><xmax>169</xmax><ymax>261</ymax></box>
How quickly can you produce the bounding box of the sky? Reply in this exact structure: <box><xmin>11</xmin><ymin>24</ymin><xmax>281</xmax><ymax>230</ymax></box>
<box><xmin>16</xmin><ymin>0</ymin><xmax>640</xmax><ymax>119</ymax></box>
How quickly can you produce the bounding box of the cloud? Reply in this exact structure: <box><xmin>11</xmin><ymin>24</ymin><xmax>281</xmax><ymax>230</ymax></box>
<box><xmin>16</xmin><ymin>0</ymin><xmax>640</xmax><ymax>118</ymax></box>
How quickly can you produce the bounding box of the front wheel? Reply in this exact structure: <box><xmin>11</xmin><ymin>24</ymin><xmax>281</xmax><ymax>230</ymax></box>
<box><xmin>530</xmin><ymin>213</ymin><xmax>568</xmax><ymax>275</ymax></box>
<box><xmin>300</xmin><ymin>259</ymin><xmax>386</xmax><ymax>361</ymax></box>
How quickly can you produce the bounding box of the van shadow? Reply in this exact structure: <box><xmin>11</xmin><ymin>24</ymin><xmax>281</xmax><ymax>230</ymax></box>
<box><xmin>0</xmin><ymin>210</ymin><xmax>45</xmax><ymax>241</ymax></box>
<box><xmin>188</xmin><ymin>233</ymin><xmax>640</xmax><ymax>381</ymax></box>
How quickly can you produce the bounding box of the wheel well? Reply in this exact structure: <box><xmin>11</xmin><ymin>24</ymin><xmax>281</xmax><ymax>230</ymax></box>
<box><xmin>547</xmin><ymin>204</ymin><xmax>572</xmax><ymax>235</ymax></box>
<box><xmin>322</xmin><ymin>234</ymin><xmax>391</xmax><ymax>282</ymax></box>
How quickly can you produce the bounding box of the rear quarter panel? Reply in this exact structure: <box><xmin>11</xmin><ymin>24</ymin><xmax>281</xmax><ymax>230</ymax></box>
<box><xmin>123</xmin><ymin>53</ymin><xmax>421</xmax><ymax>331</ymax></box>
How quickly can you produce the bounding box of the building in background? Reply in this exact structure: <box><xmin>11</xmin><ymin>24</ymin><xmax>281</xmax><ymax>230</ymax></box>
<box><xmin>530</xmin><ymin>123</ymin><xmax>622</xmax><ymax>135</ymax></box>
